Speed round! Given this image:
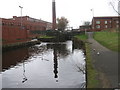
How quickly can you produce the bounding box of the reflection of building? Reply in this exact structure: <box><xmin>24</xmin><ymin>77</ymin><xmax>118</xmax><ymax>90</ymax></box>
<box><xmin>91</xmin><ymin>16</ymin><xmax>120</xmax><ymax>31</ymax></box>
<box><xmin>1</xmin><ymin>16</ymin><xmax>52</xmax><ymax>44</ymax></box>
<box><xmin>2</xmin><ymin>48</ymin><xmax>29</xmax><ymax>71</ymax></box>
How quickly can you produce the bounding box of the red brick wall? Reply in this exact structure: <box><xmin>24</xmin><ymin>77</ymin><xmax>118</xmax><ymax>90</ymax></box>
<box><xmin>92</xmin><ymin>16</ymin><xmax>120</xmax><ymax>31</ymax></box>
<box><xmin>2</xmin><ymin>16</ymin><xmax>48</xmax><ymax>45</ymax></box>
<box><xmin>2</xmin><ymin>25</ymin><xmax>28</xmax><ymax>44</ymax></box>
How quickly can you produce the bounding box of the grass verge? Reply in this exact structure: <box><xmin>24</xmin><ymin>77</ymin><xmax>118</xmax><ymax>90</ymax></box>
<box><xmin>75</xmin><ymin>34</ymin><xmax>99</xmax><ymax>88</ymax></box>
<box><xmin>74</xmin><ymin>34</ymin><xmax>88</xmax><ymax>41</ymax></box>
<box><xmin>94</xmin><ymin>31</ymin><xmax>119</xmax><ymax>52</ymax></box>
<box><xmin>85</xmin><ymin>43</ymin><xmax>99</xmax><ymax>88</ymax></box>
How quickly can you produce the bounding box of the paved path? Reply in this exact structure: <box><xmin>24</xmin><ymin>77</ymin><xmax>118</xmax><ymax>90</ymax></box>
<box><xmin>87</xmin><ymin>32</ymin><xmax>119</xmax><ymax>88</ymax></box>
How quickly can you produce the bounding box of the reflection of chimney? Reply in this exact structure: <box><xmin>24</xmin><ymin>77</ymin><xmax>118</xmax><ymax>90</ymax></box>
<box><xmin>52</xmin><ymin>0</ymin><xmax>56</xmax><ymax>30</ymax></box>
<box><xmin>53</xmin><ymin>47</ymin><xmax>58</xmax><ymax>82</ymax></box>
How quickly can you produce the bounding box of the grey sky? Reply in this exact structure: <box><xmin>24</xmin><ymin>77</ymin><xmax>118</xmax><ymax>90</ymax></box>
<box><xmin>0</xmin><ymin>0</ymin><xmax>118</xmax><ymax>28</ymax></box>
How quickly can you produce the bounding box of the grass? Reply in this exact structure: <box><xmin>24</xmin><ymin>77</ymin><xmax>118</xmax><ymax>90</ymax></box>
<box><xmin>39</xmin><ymin>35</ymin><xmax>55</xmax><ymax>39</ymax></box>
<box><xmin>85</xmin><ymin>43</ymin><xmax>99</xmax><ymax>88</ymax></box>
<box><xmin>75</xmin><ymin>34</ymin><xmax>99</xmax><ymax>88</ymax></box>
<box><xmin>74</xmin><ymin>34</ymin><xmax>88</xmax><ymax>41</ymax></box>
<box><xmin>94</xmin><ymin>31</ymin><xmax>119</xmax><ymax>52</ymax></box>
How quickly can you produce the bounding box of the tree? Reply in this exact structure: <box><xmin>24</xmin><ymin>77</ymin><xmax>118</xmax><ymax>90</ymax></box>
<box><xmin>109</xmin><ymin>0</ymin><xmax>120</xmax><ymax>15</ymax></box>
<box><xmin>57</xmin><ymin>17</ymin><xmax>69</xmax><ymax>31</ymax></box>
<box><xmin>83</xmin><ymin>21</ymin><xmax>91</xmax><ymax>26</ymax></box>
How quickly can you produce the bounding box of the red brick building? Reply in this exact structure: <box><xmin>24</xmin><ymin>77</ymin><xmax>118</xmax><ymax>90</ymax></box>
<box><xmin>92</xmin><ymin>16</ymin><xmax>120</xmax><ymax>31</ymax></box>
<box><xmin>1</xmin><ymin>16</ymin><xmax>52</xmax><ymax>45</ymax></box>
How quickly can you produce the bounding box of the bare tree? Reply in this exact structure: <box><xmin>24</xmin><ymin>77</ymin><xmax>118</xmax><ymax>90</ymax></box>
<box><xmin>83</xmin><ymin>21</ymin><xmax>91</xmax><ymax>26</ymax></box>
<box><xmin>109</xmin><ymin>0</ymin><xmax>120</xmax><ymax>15</ymax></box>
<box><xmin>57</xmin><ymin>17</ymin><xmax>69</xmax><ymax>31</ymax></box>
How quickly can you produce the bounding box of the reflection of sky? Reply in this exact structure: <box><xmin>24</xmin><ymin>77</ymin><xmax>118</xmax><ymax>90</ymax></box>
<box><xmin>66</xmin><ymin>41</ymin><xmax>73</xmax><ymax>53</ymax></box>
<box><xmin>58</xmin><ymin>49</ymin><xmax>86</xmax><ymax>88</ymax></box>
<box><xmin>2</xmin><ymin>41</ymin><xmax>86</xmax><ymax>88</ymax></box>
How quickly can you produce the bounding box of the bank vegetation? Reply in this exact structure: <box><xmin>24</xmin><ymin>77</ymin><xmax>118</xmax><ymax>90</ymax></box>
<box><xmin>94</xmin><ymin>29</ymin><xmax>119</xmax><ymax>52</ymax></box>
<box><xmin>74</xmin><ymin>34</ymin><xmax>99</xmax><ymax>88</ymax></box>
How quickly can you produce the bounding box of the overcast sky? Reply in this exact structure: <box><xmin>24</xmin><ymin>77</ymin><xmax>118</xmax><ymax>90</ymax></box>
<box><xmin>0</xmin><ymin>0</ymin><xmax>118</xmax><ymax>28</ymax></box>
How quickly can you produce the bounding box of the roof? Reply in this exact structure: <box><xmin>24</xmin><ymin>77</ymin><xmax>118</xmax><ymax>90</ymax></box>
<box><xmin>93</xmin><ymin>16</ymin><xmax>120</xmax><ymax>19</ymax></box>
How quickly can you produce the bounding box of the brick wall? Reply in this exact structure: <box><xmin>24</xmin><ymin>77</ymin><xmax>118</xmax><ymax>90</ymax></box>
<box><xmin>92</xmin><ymin>16</ymin><xmax>120</xmax><ymax>31</ymax></box>
<box><xmin>2</xmin><ymin>16</ymin><xmax>50</xmax><ymax>45</ymax></box>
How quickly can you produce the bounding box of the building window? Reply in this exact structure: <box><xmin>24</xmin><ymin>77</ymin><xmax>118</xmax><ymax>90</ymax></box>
<box><xmin>116</xmin><ymin>20</ymin><xmax>119</xmax><ymax>23</ymax></box>
<box><xmin>105</xmin><ymin>25</ymin><xmax>108</xmax><ymax>28</ymax></box>
<box><xmin>105</xmin><ymin>21</ymin><xmax>108</xmax><ymax>24</ymax></box>
<box><xmin>2</xmin><ymin>22</ymin><xmax>5</xmax><ymax>25</ymax></box>
<box><xmin>11</xmin><ymin>23</ymin><xmax>14</xmax><ymax>26</ymax></box>
<box><xmin>96</xmin><ymin>25</ymin><xmax>100</xmax><ymax>29</ymax></box>
<box><xmin>96</xmin><ymin>21</ymin><xmax>100</xmax><ymax>24</ymax></box>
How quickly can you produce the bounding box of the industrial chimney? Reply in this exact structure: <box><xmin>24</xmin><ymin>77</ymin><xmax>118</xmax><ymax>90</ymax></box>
<box><xmin>52</xmin><ymin>0</ymin><xmax>56</xmax><ymax>30</ymax></box>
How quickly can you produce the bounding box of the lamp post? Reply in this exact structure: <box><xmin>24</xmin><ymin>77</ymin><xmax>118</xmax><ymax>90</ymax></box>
<box><xmin>19</xmin><ymin>6</ymin><xmax>23</xmax><ymax>30</ymax></box>
<box><xmin>91</xmin><ymin>9</ymin><xmax>94</xmax><ymax>31</ymax></box>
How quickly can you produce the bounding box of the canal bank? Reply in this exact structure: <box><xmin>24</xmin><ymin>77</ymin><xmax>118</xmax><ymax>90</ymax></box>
<box><xmin>2</xmin><ymin>40</ymin><xmax>41</xmax><ymax>52</ymax></box>
<box><xmin>74</xmin><ymin>35</ymin><xmax>99</xmax><ymax>88</ymax></box>
<box><xmin>76</xmin><ymin>32</ymin><xmax>119</xmax><ymax>88</ymax></box>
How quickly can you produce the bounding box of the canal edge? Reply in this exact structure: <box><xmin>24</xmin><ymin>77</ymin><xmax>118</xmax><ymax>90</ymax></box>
<box><xmin>2</xmin><ymin>40</ymin><xmax>41</xmax><ymax>52</ymax></box>
<box><xmin>74</xmin><ymin>36</ymin><xmax>100</xmax><ymax>88</ymax></box>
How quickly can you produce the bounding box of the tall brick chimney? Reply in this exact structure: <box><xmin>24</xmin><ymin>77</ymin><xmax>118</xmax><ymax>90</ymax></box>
<box><xmin>52</xmin><ymin>0</ymin><xmax>56</xmax><ymax>30</ymax></box>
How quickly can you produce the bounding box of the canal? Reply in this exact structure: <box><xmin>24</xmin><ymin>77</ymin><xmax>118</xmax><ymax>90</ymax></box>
<box><xmin>2</xmin><ymin>40</ymin><xmax>86</xmax><ymax>88</ymax></box>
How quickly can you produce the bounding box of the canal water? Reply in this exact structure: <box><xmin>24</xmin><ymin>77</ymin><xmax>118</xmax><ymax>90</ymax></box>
<box><xmin>2</xmin><ymin>40</ymin><xmax>86</xmax><ymax>88</ymax></box>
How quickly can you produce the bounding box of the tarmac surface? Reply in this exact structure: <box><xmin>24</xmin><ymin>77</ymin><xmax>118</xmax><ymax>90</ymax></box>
<box><xmin>87</xmin><ymin>32</ymin><xmax>119</xmax><ymax>88</ymax></box>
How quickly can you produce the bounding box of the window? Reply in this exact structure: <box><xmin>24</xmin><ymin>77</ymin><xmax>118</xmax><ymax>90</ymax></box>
<box><xmin>96</xmin><ymin>21</ymin><xmax>100</xmax><ymax>24</ymax></box>
<box><xmin>11</xmin><ymin>23</ymin><xmax>14</xmax><ymax>26</ymax></box>
<box><xmin>105</xmin><ymin>21</ymin><xmax>108</xmax><ymax>24</ymax></box>
<box><xmin>2</xmin><ymin>22</ymin><xmax>5</xmax><ymax>25</ymax></box>
<box><xmin>105</xmin><ymin>25</ymin><xmax>108</xmax><ymax>28</ymax></box>
<box><xmin>116</xmin><ymin>20</ymin><xmax>119</xmax><ymax>23</ymax></box>
<box><xmin>109</xmin><ymin>21</ymin><xmax>111</xmax><ymax>23</ymax></box>
<box><xmin>96</xmin><ymin>25</ymin><xmax>100</xmax><ymax>29</ymax></box>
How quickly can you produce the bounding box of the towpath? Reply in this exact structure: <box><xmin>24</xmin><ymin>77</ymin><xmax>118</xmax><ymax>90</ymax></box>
<box><xmin>87</xmin><ymin>32</ymin><xmax>119</xmax><ymax>88</ymax></box>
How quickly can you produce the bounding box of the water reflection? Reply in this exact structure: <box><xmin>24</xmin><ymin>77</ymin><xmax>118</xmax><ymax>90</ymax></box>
<box><xmin>47</xmin><ymin>43</ymin><xmax>72</xmax><ymax>81</ymax></box>
<box><xmin>22</xmin><ymin>62</ymin><xmax>27</xmax><ymax>83</ymax></box>
<box><xmin>2</xmin><ymin>48</ymin><xmax>30</xmax><ymax>72</ymax></box>
<box><xmin>2</xmin><ymin>40</ymin><xmax>86</xmax><ymax>88</ymax></box>
<box><xmin>47</xmin><ymin>43</ymin><xmax>70</xmax><ymax>58</ymax></box>
<box><xmin>72</xmin><ymin>38</ymin><xmax>86</xmax><ymax>54</ymax></box>
<box><xmin>53</xmin><ymin>46</ymin><xmax>58</xmax><ymax>81</ymax></box>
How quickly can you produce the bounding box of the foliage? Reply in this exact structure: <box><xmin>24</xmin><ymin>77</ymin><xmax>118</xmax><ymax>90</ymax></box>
<box><xmin>74</xmin><ymin>34</ymin><xmax>88</xmax><ymax>41</ymax></box>
<box><xmin>57</xmin><ymin>17</ymin><xmax>69</xmax><ymax>31</ymax></box>
<box><xmin>83</xmin><ymin>21</ymin><xmax>91</xmax><ymax>26</ymax></box>
<box><xmin>39</xmin><ymin>35</ymin><xmax>55</xmax><ymax>38</ymax></box>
